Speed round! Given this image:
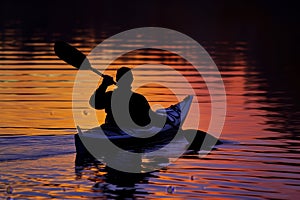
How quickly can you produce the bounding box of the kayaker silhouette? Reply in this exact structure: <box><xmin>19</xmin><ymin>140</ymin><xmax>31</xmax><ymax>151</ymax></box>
<box><xmin>90</xmin><ymin>67</ymin><xmax>165</xmax><ymax>129</ymax></box>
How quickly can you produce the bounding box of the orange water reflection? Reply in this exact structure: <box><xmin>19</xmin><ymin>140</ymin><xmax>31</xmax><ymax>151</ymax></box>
<box><xmin>1</xmin><ymin>30</ymin><xmax>300</xmax><ymax>199</ymax></box>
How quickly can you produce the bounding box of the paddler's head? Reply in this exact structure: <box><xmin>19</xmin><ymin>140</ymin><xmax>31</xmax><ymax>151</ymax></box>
<box><xmin>116</xmin><ymin>67</ymin><xmax>133</xmax><ymax>88</ymax></box>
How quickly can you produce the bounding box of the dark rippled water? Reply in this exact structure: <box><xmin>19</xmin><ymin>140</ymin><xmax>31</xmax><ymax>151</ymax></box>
<box><xmin>1</xmin><ymin>26</ymin><xmax>300</xmax><ymax>199</ymax></box>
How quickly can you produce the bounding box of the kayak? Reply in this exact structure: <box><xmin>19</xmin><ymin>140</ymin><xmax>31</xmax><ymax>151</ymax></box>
<box><xmin>74</xmin><ymin>95</ymin><xmax>223</xmax><ymax>167</ymax></box>
<box><xmin>74</xmin><ymin>128</ymin><xmax>222</xmax><ymax>167</ymax></box>
<box><xmin>77</xmin><ymin>95</ymin><xmax>192</xmax><ymax>150</ymax></box>
<box><xmin>75</xmin><ymin>95</ymin><xmax>193</xmax><ymax>165</ymax></box>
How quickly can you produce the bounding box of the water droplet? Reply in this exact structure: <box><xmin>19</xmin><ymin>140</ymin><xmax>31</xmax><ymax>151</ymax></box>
<box><xmin>83</xmin><ymin>110</ymin><xmax>89</xmax><ymax>115</ymax></box>
<box><xmin>166</xmin><ymin>185</ymin><xmax>175</xmax><ymax>194</ymax></box>
<box><xmin>6</xmin><ymin>185</ymin><xmax>13</xmax><ymax>194</ymax></box>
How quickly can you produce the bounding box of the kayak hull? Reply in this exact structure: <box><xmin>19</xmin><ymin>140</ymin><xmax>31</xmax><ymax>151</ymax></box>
<box><xmin>74</xmin><ymin>95</ymin><xmax>221</xmax><ymax>167</ymax></box>
<box><xmin>74</xmin><ymin>129</ymin><xmax>222</xmax><ymax>167</ymax></box>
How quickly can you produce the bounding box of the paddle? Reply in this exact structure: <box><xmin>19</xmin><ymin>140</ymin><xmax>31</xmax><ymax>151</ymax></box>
<box><xmin>54</xmin><ymin>41</ymin><xmax>115</xmax><ymax>83</ymax></box>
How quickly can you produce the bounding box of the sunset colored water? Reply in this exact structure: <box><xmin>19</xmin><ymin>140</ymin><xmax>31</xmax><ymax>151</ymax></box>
<box><xmin>1</xmin><ymin>20</ymin><xmax>300</xmax><ymax>200</ymax></box>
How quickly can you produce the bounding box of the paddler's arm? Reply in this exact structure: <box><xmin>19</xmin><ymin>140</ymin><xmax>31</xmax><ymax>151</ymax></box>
<box><xmin>89</xmin><ymin>75</ymin><xmax>115</xmax><ymax>109</ymax></box>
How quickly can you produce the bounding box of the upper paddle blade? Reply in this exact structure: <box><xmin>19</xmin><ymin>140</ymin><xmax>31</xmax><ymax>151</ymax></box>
<box><xmin>54</xmin><ymin>41</ymin><xmax>87</xmax><ymax>69</ymax></box>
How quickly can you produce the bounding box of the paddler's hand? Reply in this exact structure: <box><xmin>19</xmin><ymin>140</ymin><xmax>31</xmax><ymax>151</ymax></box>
<box><xmin>102</xmin><ymin>75</ymin><xmax>115</xmax><ymax>86</ymax></box>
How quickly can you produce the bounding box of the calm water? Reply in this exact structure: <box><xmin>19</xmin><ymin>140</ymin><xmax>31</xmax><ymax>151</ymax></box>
<box><xmin>1</xmin><ymin>27</ymin><xmax>300</xmax><ymax>199</ymax></box>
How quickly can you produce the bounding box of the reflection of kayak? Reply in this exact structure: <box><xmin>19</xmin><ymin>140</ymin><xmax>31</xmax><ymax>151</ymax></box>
<box><xmin>77</xmin><ymin>95</ymin><xmax>192</xmax><ymax>150</ymax></box>
<box><xmin>75</xmin><ymin>95</ymin><xmax>193</xmax><ymax>165</ymax></box>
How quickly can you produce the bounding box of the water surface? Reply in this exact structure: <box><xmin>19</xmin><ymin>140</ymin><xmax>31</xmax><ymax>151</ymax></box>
<box><xmin>0</xmin><ymin>26</ymin><xmax>300</xmax><ymax>199</ymax></box>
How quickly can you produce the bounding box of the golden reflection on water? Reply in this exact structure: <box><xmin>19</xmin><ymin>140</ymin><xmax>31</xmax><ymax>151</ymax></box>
<box><xmin>0</xmin><ymin>43</ymin><xmax>216</xmax><ymax>135</ymax></box>
<box><xmin>0</xmin><ymin>35</ymin><xmax>296</xmax><ymax>137</ymax></box>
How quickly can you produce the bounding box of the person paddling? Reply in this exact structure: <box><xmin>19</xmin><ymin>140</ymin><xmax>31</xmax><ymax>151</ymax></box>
<box><xmin>89</xmin><ymin>67</ymin><xmax>165</xmax><ymax>129</ymax></box>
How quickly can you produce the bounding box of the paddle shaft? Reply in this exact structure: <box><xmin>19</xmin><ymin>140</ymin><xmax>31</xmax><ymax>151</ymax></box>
<box><xmin>54</xmin><ymin>41</ymin><xmax>115</xmax><ymax>84</ymax></box>
<box><xmin>90</xmin><ymin>66</ymin><xmax>103</xmax><ymax>76</ymax></box>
